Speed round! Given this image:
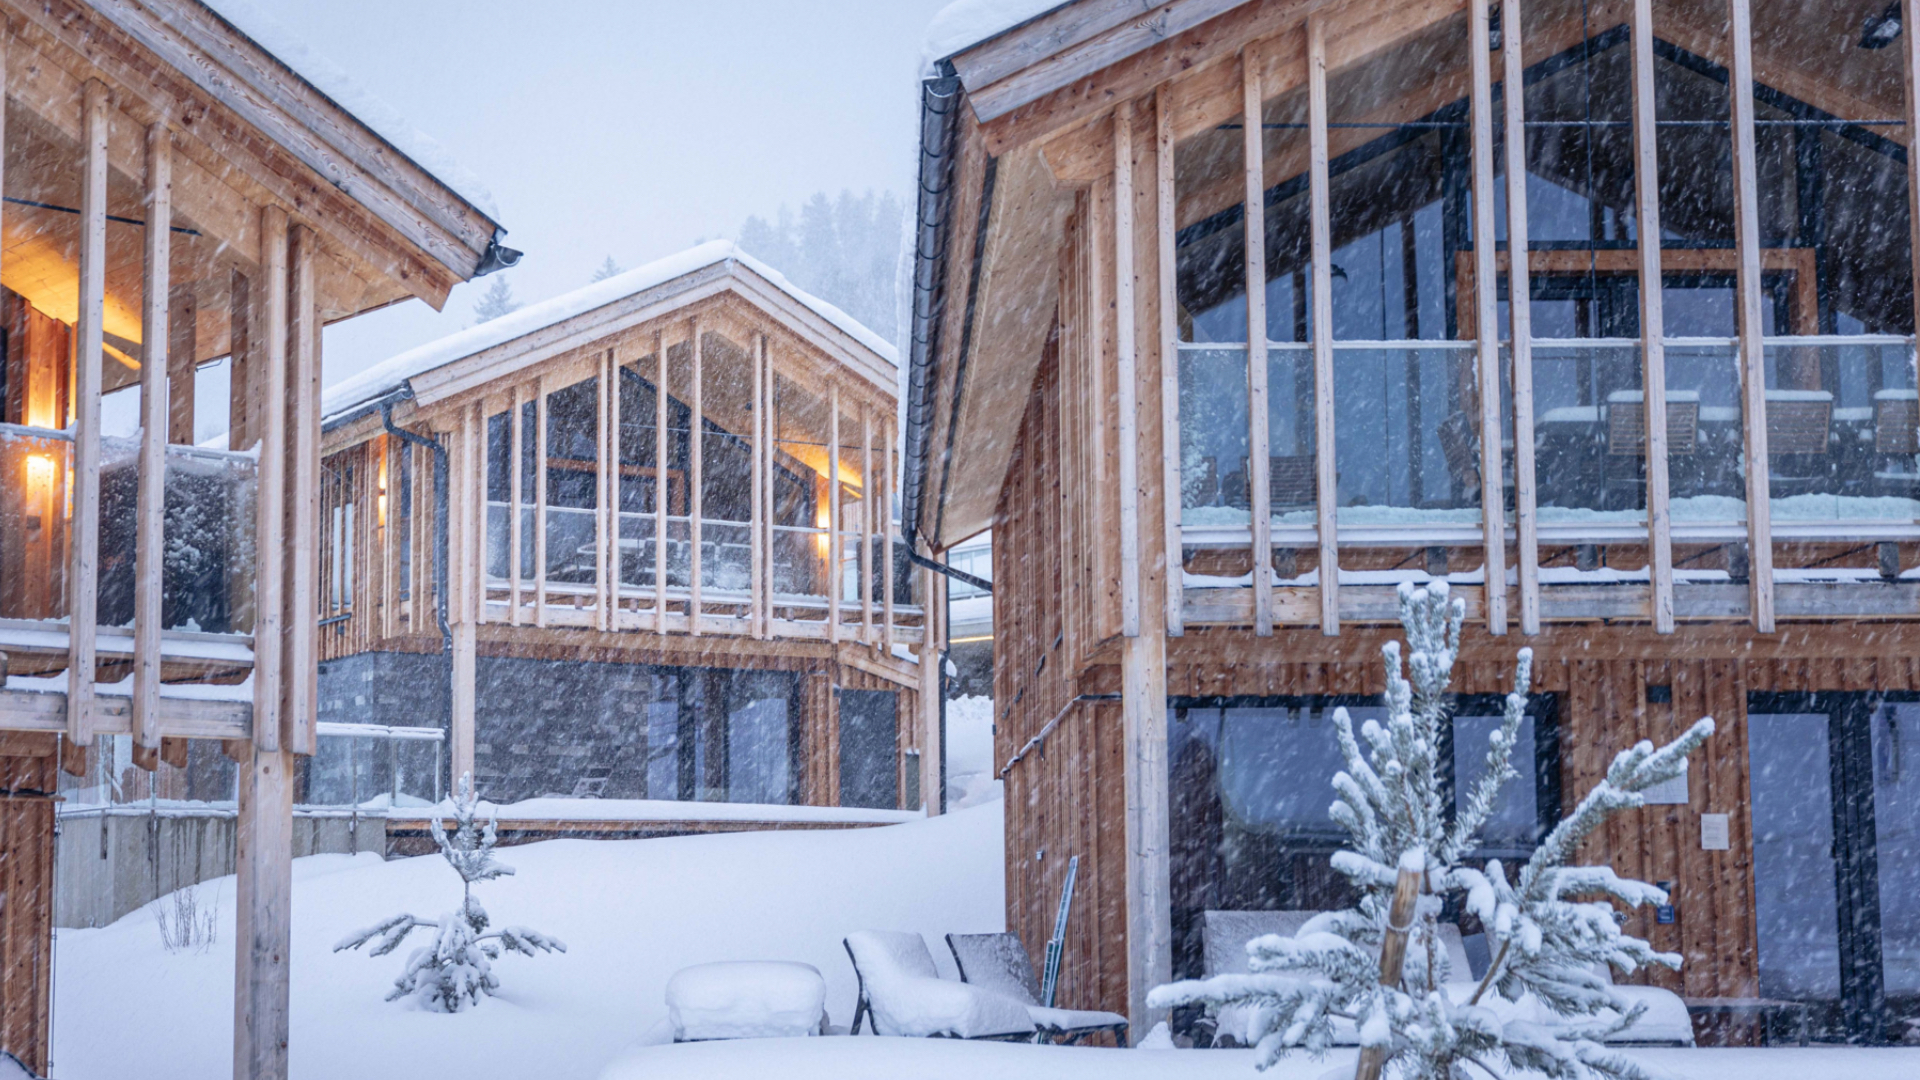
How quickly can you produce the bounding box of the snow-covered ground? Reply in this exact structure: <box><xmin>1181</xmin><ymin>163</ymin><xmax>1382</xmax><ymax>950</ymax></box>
<box><xmin>52</xmin><ymin>804</ymin><xmax>1004</xmax><ymax>1079</ymax></box>
<box><xmin>601</xmin><ymin>1040</ymin><xmax>1920</xmax><ymax>1080</ymax></box>
<box><xmin>945</xmin><ymin>694</ymin><xmax>1001</xmax><ymax>810</ymax></box>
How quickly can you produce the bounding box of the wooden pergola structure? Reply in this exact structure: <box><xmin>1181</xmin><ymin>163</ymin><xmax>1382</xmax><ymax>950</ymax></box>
<box><xmin>0</xmin><ymin>1</ymin><xmax>503</xmax><ymax>1073</ymax></box>
<box><xmin>911</xmin><ymin>0</ymin><xmax>1920</xmax><ymax>1045</ymax></box>
<box><xmin>318</xmin><ymin>245</ymin><xmax>939</xmax><ymax>819</ymax></box>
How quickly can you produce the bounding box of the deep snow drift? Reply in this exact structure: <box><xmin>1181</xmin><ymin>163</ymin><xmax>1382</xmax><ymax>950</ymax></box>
<box><xmin>53</xmin><ymin>804</ymin><xmax>1004</xmax><ymax>1079</ymax></box>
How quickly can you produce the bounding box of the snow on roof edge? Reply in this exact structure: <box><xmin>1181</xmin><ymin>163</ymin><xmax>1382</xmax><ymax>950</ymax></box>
<box><xmin>922</xmin><ymin>0</ymin><xmax>1081</xmax><ymax>76</ymax></box>
<box><xmin>199</xmin><ymin>0</ymin><xmax>500</xmax><ymax>223</ymax></box>
<box><xmin>322</xmin><ymin>240</ymin><xmax>899</xmax><ymax>423</ymax></box>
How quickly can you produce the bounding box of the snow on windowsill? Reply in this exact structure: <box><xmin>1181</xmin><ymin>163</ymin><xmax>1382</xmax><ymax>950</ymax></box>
<box><xmin>386</xmin><ymin>797</ymin><xmax>921</xmax><ymax>827</ymax></box>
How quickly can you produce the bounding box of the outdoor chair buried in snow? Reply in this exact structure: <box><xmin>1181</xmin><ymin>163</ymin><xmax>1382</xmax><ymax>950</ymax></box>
<box><xmin>842</xmin><ymin>930</ymin><xmax>1035</xmax><ymax>1040</ymax></box>
<box><xmin>665</xmin><ymin>961</ymin><xmax>830</xmax><ymax>1042</ymax></box>
<box><xmin>945</xmin><ymin>933</ymin><xmax>1128</xmax><ymax>1046</ymax></box>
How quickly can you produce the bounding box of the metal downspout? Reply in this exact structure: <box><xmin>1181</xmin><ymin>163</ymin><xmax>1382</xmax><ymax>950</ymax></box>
<box><xmin>381</xmin><ymin>401</ymin><xmax>454</xmax><ymax>767</ymax></box>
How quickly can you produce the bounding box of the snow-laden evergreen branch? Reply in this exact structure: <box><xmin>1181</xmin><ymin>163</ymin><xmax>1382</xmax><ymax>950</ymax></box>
<box><xmin>1147</xmin><ymin>582</ymin><xmax>1713</xmax><ymax>1079</ymax></box>
<box><xmin>334</xmin><ymin>773</ymin><xmax>565</xmax><ymax>1012</ymax></box>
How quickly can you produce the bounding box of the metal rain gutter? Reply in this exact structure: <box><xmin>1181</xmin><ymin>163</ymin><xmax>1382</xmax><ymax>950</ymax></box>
<box><xmin>900</xmin><ymin>69</ymin><xmax>962</xmax><ymax>557</ymax></box>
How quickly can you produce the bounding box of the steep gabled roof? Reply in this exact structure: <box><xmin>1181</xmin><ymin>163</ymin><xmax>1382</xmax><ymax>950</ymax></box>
<box><xmin>323</xmin><ymin>240</ymin><xmax>898</xmax><ymax>426</ymax></box>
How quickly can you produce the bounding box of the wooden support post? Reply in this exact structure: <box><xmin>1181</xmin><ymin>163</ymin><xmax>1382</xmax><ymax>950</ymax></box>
<box><xmin>450</xmin><ymin>404</ymin><xmax>477</xmax><ymax>787</ymax></box>
<box><xmin>229</xmin><ymin>269</ymin><xmax>255</xmax><ymax>452</ymax></box>
<box><xmin>861</xmin><ymin>400</ymin><xmax>874</xmax><ymax>643</ymax></box>
<box><xmin>509</xmin><ymin>383</ymin><xmax>524</xmax><ymax>625</ymax></box>
<box><xmin>380</xmin><ymin>436</ymin><xmax>397</xmax><ymax>641</ymax></box>
<box><xmin>1727</xmin><ymin>0</ymin><xmax>1775</xmax><ymax>633</ymax></box>
<box><xmin>752</xmin><ymin>334</ymin><xmax>767</xmax><ymax>640</ymax></box>
<box><xmin>1470</xmin><ymin>0</ymin><xmax>1508</xmax><ymax>636</ymax></box>
<box><xmin>168</xmin><ymin>286</ymin><xmax>196</xmax><ymax>444</ymax></box>
<box><xmin>1307</xmin><ymin>18</ymin><xmax>1340</xmax><ymax>636</ymax></box>
<box><xmin>595</xmin><ymin>349</ymin><xmax>611</xmax><ymax>632</ymax></box>
<box><xmin>286</xmin><ymin>223</ymin><xmax>319</xmax><ymax>756</ymax></box>
<box><xmin>883</xmin><ymin>417</ymin><xmax>897</xmax><ymax>651</ymax></box>
<box><xmin>1157</xmin><ymin>85</ymin><xmax>1185</xmax><ymax>637</ymax></box>
<box><xmin>609</xmin><ymin>349</ymin><xmax>623</xmax><ymax>628</ymax></box>
<box><xmin>534</xmin><ymin>375</ymin><xmax>550</xmax><ymax>629</ymax></box>
<box><xmin>917</xmin><ymin>543</ymin><xmax>943</xmax><ymax>815</ymax></box>
<box><xmin>1630</xmin><ymin>0</ymin><xmax>1677</xmax><ymax>635</ymax></box>
<box><xmin>1242</xmin><ymin>51</ymin><xmax>1274</xmax><ymax>638</ymax></box>
<box><xmin>1504</xmin><ymin>0</ymin><xmax>1541</xmax><ymax>637</ymax></box>
<box><xmin>690</xmin><ymin>320</ymin><xmax>704</xmax><ymax>635</ymax></box>
<box><xmin>828</xmin><ymin>381</ymin><xmax>842</xmax><ymax>642</ymax></box>
<box><xmin>232</xmin><ymin>742</ymin><xmax>292</xmax><ymax>1080</ymax></box>
<box><xmin>1907</xmin><ymin>0</ymin><xmax>1920</xmax><ymax>374</ymax></box>
<box><xmin>653</xmin><ymin>333</ymin><xmax>668</xmax><ymax>628</ymax></box>
<box><xmin>1116</xmin><ymin>99</ymin><xmax>1143</xmax><ymax>639</ymax></box>
<box><xmin>133</xmin><ymin>120</ymin><xmax>171</xmax><ymax>754</ymax></box>
<box><xmin>254</xmin><ymin>205</ymin><xmax>289</xmax><ymax>754</ymax></box>
<box><xmin>67</xmin><ymin>80</ymin><xmax>110</xmax><ymax>747</ymax></box>
<box><xmin>1354</xmin><ymin>858</ymin><xmax>1425</xmax><ymax>1080</ymax></box>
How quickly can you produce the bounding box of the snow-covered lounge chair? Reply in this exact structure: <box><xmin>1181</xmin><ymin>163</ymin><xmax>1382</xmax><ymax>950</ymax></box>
<box><xmin>945</xmin><ymin>932</ymin><xmax>1130</xmax><ymax>1046</ymax></box>
<box><xmin>842</xmin><ymin>930</ymin><xmax>1035</xmax><ymax>1040</ymax></box>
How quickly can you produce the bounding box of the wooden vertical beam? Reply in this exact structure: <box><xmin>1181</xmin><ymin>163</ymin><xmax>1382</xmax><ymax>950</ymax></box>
<box><xmin>690</xmin><ymin>320</ymin><xmax>704</xmax><ymax>635</ymax></box>
<box><xmin>1307</xmin><ymin>17</ymin><xmax>1340</xmax><ymax>636</ymax></box>
<box><xmin>232</xmin><ymin>742</ymin><xmax>292</xmax><ymax>1080</ymax></box>
<box><xmin>653</xmin><ymin>332</ymin><xmax>668</xmax><ymax>628</ymax></box>
<box><xmin>752</xmin><ymin>334</ymin><xmax>767</xmax><ymax>640</ymax></box>
<box><xmin>1504</xmin><ymin>0</ymin><xmax>1541</xmax><ymax>637</ymax></box>
<box><xmin>595</xmin><ymin>348</ymin><xmax>611</xmax><ymax>632</ymax></box>
<box><xmin>228</xmin><ymin>269</ymin><xmax>254</xmax><ymax>452</ymax></box>
<box><xmin>1470</xmin><ymin>0</ymin><xmax>1509</xmax><ymax>636</ymax></box>
<box><xmin>609</xmin><ymin>348</ymin><xmax>623</xmax><ymax>629</ymax></box>
<box><xmin>1157</xmin><ymin>85</ymin><xmax>1185</xmax><ymax>638</ymax></box>
<box><xmin>861</xmin><ymin>399</ymin><xmax>874</xmax><ymax>642</ymax></box>
<box><xmin>285</xmin><ymin>223</ymin><xmax>319</xmax><ymax>756</ymax></box>
<box><xmin>167</xmin><ymin>286</ymin><xmax>196</xmax><ymax>444</ymax></box>
<box><xmin>917</xmin><ymin>541</ymin><xmax>943</xmax><ymax>814</ymax></box>
<box><xmin>67</xmin><ymin>79</ymin><xmax>110</xmax><ymax>747</ymax></box>
<box><xmin>1907</xmin><ymin>0</ymin><xmax>1920</xmax><ymax>365</ymax></box>
<box><xmin>1727</xmin><ymin>0</ymin><xmax>1775</xmax><ymax>633</ymax></box>
<box><xmin>450</xmin><ymin>403</ymin><xmax>477</xmax><ymax>787</ymax></box>
<box><xmin>1631</xmin><ymin>0</ymin><xmax>1677</xmax><ymax>635</ymax></box>
<box><xmin>253</xmin><ymin>205</ymin><xmax>289</xmax><ymax>754</ymax></box>
<box><xmin>828</xmin><ymin>381</ymin><xmax>842</xmax><ymax>642</ymax></box>
<box><xmin>1242</xmin><ymin>50</ymin><xmax>1274</xmax><ymax>637</ymax></box>
<box><xmin>534</xmin><ymin>373</ymin><xmax>550</xmax><ymax>629</ymax></box>
<box><xmin>380</xmin><ymin>436</ymin><xmax>396</xmax><ymax>640</ymax></box>
<box><xmin>133</xmin><ymin>119</ymin><xmax>171</xmax><ymax>754</ymax></box>
<box><xmin>508</xmin><ymin>382</ymin><xmax>524</xmax><ymax>625</ymax></box>
<box><xmin>883</xmin><ymin>416</ymin><xmax>897</xmax><ymax>651</ymax></box>
<box><xmin>1115</xmin><ymin>99</ymin><xmax>1143</xmax><ymax>639</ymax></box>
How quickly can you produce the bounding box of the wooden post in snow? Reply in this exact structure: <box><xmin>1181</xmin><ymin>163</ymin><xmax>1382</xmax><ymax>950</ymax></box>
<box><xmin>67</xmin><ymin>80</ymin><xmax>109</xmax><ymax>748</ymax></box>
<box><xmin>133</xmin><ymin>119</ymin><xmax>172</xmax><ymax>761</ymax></box>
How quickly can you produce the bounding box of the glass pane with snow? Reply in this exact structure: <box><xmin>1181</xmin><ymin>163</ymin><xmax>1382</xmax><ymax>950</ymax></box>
<box><xmin>0</xmin><ymin>424</ymin><xmax>73</xmax><ymax>623</ymax></box>
<box><xmin>1748</xmin><ymin>711</ymin><xmax>1842</xmax><ymax>1001</ymax></box>
<box><xmin>771</xmin><ymin>371</ymin><xmax>830</xmax><ymax>611</ymax></box>
<box><xmin>1763</xmin><ymin>340</ymin><xmax>1919</xmax><ymax>526</ymax></box>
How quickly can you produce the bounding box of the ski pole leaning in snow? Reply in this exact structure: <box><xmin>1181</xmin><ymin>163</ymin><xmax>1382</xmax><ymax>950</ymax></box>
<box><xmin>1040</xmin><ymin>855</ymin><xmax>1079</xmax><ymax>1009</ymax></box>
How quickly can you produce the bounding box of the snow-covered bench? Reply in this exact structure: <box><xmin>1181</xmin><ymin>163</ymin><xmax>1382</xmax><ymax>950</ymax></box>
<box><xmin>842</xmin><ymin>930</ymin><xmax>1035</xmax><ymax>1040</ymax></box>
<box><xmin>1197</xmin><ymin>909</ymin><xmax>1693</xmax><ymax>1047</ymax></box>
<box><xmin>666</xmin><ymin>961</ymin><xmax>829</xmax><ymax>1041</ymax></box>
<box><xmin>945</xmin><ymin>932</ymin><xmax>1129</xmax><ymax>1046</ymax></box>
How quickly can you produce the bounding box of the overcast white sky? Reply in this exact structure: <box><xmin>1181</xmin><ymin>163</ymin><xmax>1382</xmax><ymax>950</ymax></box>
<box><xmin>256</xmin><ymin>0</ymin><xmax>953</xmax><ymax>389</ymax></box>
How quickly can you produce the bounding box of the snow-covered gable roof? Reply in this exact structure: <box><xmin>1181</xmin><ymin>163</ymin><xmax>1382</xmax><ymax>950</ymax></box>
<box><xmin>923</xmin><ymin>0</ymin><xmax>1073</xmax><ymax>73</ymax></box>
<box><xmin>201</xmin><ymin>0</ymin><xmax>498</xmax><ymax>222</ymax></box>
<box><xmin>323</xmin><ymin>241</ymin><xmax>899</xmax><ymax>424</ymax></box>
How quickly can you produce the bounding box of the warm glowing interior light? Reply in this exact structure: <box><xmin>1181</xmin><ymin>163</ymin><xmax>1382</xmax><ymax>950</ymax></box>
<box><xmin>25</xmin><ymin>453</ymin><xmax>54</xmax><ymax>491</ymax></box>
<box><xmin>814</xmin><ymin>500</ymin><xmax>832</xmax><ymax>558</ymax></box>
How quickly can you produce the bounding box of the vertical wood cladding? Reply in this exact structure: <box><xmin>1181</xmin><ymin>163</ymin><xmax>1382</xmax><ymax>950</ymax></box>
<box><xmin>0</xmin><ymin>742</ymin><xmax>56</xmax><ymax>1074</ymax></box>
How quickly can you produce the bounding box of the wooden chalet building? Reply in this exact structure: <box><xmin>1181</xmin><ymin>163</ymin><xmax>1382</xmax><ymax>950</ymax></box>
<box><xmin>910</xmin><ymin>0</ymin><xmax>1920</xmax><ymax>1046</ymax></box>
<box><xmin>316</xmin><ymin>242</ymin><xmax>940</xmax><ymax>826</ymax></box>
<box><xmin>0</xmin><ymin>0</ymin><xmax>506</xmax><ymax>1073</ymax></box>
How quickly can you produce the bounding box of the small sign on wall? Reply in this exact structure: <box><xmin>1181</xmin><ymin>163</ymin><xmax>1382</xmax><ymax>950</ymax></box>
<box><xmin>1700</xmin><ymin>813</ymin><xmax>1730</xmax><ymax>851</ymax></box>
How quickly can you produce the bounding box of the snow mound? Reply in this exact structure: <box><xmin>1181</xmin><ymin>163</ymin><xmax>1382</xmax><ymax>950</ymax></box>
<box><xmin>666</xmin><ymin>961</ymin><xmax>826</xmax><ymax>1041</ymax></box>
<box><xmin>945</xmin><ymin>695</ymin><xmax>1002</xmax><ymax>809</ymax></box>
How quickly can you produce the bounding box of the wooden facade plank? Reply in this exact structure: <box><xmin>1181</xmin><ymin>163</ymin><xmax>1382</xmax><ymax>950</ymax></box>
<box><xmin>286</xmin><ymin>222</ymin><xmax>320</xmax><ymax>755</ymax></box>
<box><xmin>1115</xmin><ymin>99</ymin><xmax>1142</xmax><ymax>639</ymax></box>
<box><xmin>1502</xmin><ymin>0</ymin><xmax>1540</xmax><ymax>636</ymax></box>
<box><xmin>535</xmin><ymin>373</ymin><xmax>551</xmax><ymax>629</ymax></box>
<box><xmin>690</xmin><ymin>320</ymin><xmax>705</xmax><ymax>635</ymax></box>
<box><xmin>1241</xmin><ymin>50</ymin><xmax>1274</xmax><ymax>637</ymax></box>
<box><xmin>828</xmin><ymin>380</ymin><xmax>841</xmax><ymax>643</ymax></box>
<box><xmin>133</xmin><ymin>119</ymin><xmax>171</xmax><ymax>753</ymax></box>
<box><xmin>67</xmin><ymin>79</ymin><xmax>109</xmax><ymax>747</ymax></box>
<box><xmin>1469</xmin><ymin>0</ymin><xmax>1507</xmax><ymax>636</ymax></box>
<box><xmin>252</xmin><ymin>205</ymin><xmax>289</xmax><ymax>752</ymax></box>
<box><xmin>1307</xmin><ymin>17</ymin><xmax>1339</xmax><ymax>636</ymax></box>
<box><xmin>1631</xmin><ymin>0</ymin><xmax>1676</xmax><ymax>635</ymax></box>
<box><xmin>1726</xmin><ymin>0</ymin><xmax>1775</xmax><ymax>633</ymax></box>
<box><xmin>753</xmin><ymin>334</ymin><xmax>767</xmax><ymax>640</ymax></box>
<box><xmin>509</xmin><ymin>382</ymin><xmax>524</xmax><ymax>625</ymax></box>
<box><xmin>1156</xmin><ymin>84</ymin><xmax>1184</xmax><ymax>637</ymax></box>
<box><xmin>654</xmin><ymin>333</ymin><xmax>669</xmax><ymax>628</ymax></box>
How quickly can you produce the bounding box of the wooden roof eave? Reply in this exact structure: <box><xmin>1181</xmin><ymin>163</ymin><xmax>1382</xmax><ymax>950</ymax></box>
<box><xmin>12</xmin><ymin>0</ymin><xmax>496</xmax><ymax>309</ymax></box>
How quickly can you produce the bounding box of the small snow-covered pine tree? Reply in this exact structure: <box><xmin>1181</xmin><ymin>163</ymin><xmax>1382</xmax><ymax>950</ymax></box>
<box><xmin>335</xmin><ymin>774</ymin><xmax>564</xmax><ymax>1012</ymax></box>
<box><xmin>591</xmin><ymin>255</ymin><xmax>623</xmax><ymax>282</ymax></box>
<box><xmin>1149</xmin><ymin>581</ymin><xmax>1713</xmax><ymax>1079</ymax></box>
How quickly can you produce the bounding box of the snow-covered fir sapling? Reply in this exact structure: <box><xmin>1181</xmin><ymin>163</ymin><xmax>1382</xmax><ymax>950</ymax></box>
<box><xmin>1149</xmin><ymin>581</ymin><xmax>1714</xmax><ymax>1079</ymax></box>
<box><xmin>334</xmin><ymin>773</ymin><xmax>565</xmax><ymax>1012</ymax></box>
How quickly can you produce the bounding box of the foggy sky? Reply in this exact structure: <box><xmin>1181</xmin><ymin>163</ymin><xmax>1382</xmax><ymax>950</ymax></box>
<box><xmin>256</xmin><ymin>0</ymin><xmax>952</xmax><ymax>389</ymax></box>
